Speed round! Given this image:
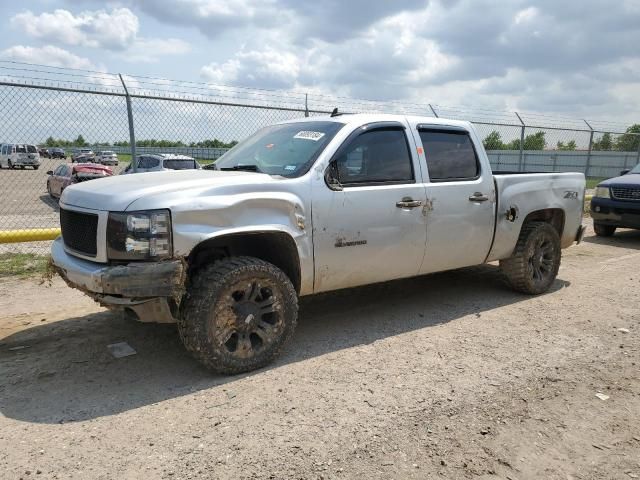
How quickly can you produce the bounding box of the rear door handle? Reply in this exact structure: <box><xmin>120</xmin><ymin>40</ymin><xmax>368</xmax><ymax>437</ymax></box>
<box><xmin>468</xmin><ymin>192</ymin><xmax>489</xmax><ymax>202</ymax></box>
<box><xmin>396</xmin><ymin>197</ymin><xmax>423</xmax><ymax>209</ymax></box>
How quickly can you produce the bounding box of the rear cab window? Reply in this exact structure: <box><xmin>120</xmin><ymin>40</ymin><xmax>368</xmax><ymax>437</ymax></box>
<box><xmin>418</xmin><ymin>129</ymin><xmax>480</xmax><ymax>182</ymax></box>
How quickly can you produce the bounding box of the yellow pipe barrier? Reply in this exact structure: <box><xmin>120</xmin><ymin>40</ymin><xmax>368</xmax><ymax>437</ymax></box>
<box><xmin>0</xmin><ymin>228</ymin><xmax>61</xmax><ymax>244</ymax></box>
<box><xmin>585</xmin><ymin>195</ymin><xmax>593</xmax><ymax>202</ymax></box>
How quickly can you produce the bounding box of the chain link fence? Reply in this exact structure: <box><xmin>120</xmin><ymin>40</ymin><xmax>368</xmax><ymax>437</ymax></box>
<box><xmin>0</xmin><ymin>61</ymin><xmax>639</xmax><ymax>256</ymax></box>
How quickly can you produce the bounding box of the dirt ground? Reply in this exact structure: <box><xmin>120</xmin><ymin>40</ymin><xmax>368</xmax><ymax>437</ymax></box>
<box><xmin>0</xmin><ymin>223</ymin><xmax>638</xmax><ymax>480</ymax></box>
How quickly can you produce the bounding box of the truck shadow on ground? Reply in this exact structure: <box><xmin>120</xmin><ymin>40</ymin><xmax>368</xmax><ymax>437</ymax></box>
<box><xmin>582</xmin><ymin>228</ymin><xmax>640</xmax><ymax>249</ymax></box>
<box><xmin>0</xmin><ymin>264</ymin><xmax>569</xmax><ymax>424</ymax></box>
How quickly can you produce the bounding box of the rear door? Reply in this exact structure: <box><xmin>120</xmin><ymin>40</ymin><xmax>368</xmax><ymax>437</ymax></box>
<box><xmin>312</xmin><ymin>121</ymin><xmax>428</xmax><ymax>292</ymax></box>
<box><xmin>413</xmin><ymin>123</ymin><xmax>496</xmax><ymax>274</ymax></box>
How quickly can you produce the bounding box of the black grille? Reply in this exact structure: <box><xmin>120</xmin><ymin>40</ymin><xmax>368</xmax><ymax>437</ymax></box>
<box><xmin>60</xmin><ymin>209</ymin><xmax>98</xmax><ymax>256</ymax></box>
<box><xmin>611</xmin><ymin>186</ymin><xmax>640</xmax><ymax>201</ymax></box>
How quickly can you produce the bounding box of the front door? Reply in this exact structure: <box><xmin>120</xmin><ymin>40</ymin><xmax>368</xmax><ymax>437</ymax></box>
<box><xmin>312</xmin><ymin>122</ymin><xmax>428</xmax><ymax>293</ymax></box>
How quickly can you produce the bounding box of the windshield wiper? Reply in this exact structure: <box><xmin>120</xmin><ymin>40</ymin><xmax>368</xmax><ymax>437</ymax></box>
<box><xmin>219</xmin><ymin>164</ymin><xmax>262</xmax><ymax>173</ymax></box>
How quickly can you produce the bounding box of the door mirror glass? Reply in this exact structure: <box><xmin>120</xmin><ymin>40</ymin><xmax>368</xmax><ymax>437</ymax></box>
<box><xmin>325</xmin><ymin>161</ymin><xmax>343</xmax><ymax>191</ymax></box>
<box><xmin>46</xmin><ymin>170</ymin><xmax>53</xmax><ymax>175</ymax></box>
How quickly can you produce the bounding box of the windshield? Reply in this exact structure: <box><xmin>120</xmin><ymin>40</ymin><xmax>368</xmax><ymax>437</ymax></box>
<box><xmin>215</xmin><ymin>121</ymin><xmax>345</xmax><ymax>177</ymax></box>
<box><xmin>16</xmin><ymin>145</ymin><xmax>26</xmax><ymax>153</ymax></box>
<box><xmin>27</xmin><ymin>145</ymin><xmax>37</xmax><ymax>153</ymax></box>
<box><xmin>163</xmin><ymin>158</ymin><xmax>197</xmax><ymax>170</ymax></box>
<box><xmin>103</xmin><ymin>151</ymin><xmax>115</xmax><ymax>155</ymax></box>
<box><xmin>629</xmin><ymin>163</ymin><xmax>640</xmax><ymax>174</ymax></box>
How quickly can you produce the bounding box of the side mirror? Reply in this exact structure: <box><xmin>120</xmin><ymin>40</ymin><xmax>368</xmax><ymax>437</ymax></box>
<box><xmin>46</xmin><ymin>170</ymin><xmax>53</xmax><ymax>175</ymax></box>
<box><xmin>324</xmin><ymin>161</ymin><xmax>343</xmax><ymax>191</ymax></box>
<box><xmin>620</xmin><ymin>169</ymin><xmax>630</xmax><ymax>176</ymax></box>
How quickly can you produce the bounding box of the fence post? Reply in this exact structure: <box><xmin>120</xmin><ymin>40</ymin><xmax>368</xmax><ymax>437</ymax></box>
<box><xmin>514</xmin><ymin>112</ymin><xmax>525</xmax><ymax>172</ymax></box>
<box><xmin>304</xmin><ymin>93</ymin><xmax>309</xmax><ymax>118</ymax></box>
<box><xmin>119</xmin><ymin>74</ymin><xmax>137</xmax><ymax>172</ymax></box>
<box><xmin>429</xmin><ymin>104</ymin><xmax>438</xmax><ymax>118</ymax></box>
<box><xmin>636</xmin><ymin>133</ymin><xmax>640</xmax><ymax>164</ymax></box>
<box><xmin>584</xmin><ymin>120</ymin><xmax>594</xmax><ymax>179</ymax></box>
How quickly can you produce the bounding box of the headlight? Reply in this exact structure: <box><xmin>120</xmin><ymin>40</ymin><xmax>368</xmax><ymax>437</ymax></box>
<box><xmin>594</xmin><ymin>186</ymin><xmax>610</xmax><ymax>199</ymax></box>
<box><xmin>107</xmin><ymin>209</ymin><xmax>172</xmax><ymax>260</ymax></box>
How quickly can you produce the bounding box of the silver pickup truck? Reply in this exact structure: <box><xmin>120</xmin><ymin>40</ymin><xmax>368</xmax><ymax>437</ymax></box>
<box><xmin>51</xmin><ymin>114</ymin><xmax>586</xmax><ymax>374</ymax></box>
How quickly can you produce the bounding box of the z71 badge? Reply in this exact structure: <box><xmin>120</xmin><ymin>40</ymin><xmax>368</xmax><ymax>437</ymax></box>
<box><xmin>564</xmin><ymin>191</ymin><xmax>579</xmax><ymax>199</ymax></box>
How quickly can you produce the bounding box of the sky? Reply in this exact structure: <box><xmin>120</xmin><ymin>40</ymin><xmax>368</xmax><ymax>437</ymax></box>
<box><xmin>0</xmin><ymin>0</ymin><xmax>638</xmax><ymax>126</ymax></box>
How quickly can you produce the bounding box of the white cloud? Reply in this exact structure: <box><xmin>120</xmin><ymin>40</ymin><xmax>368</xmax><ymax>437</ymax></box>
<box><xmin>123</xmin><ymin>38</ymin><xmax>191</xmax><ymax>63</ymax></box>
<box><xmin>11</xmin><ymin>8</ymin><xmax>139</xmax><ymax>50</ymax></box>
<box><xmin>201</xmin><ymin>48</ymin><xmax>300</xmax><ymax>89</ymax></box>
<box><xmin>0</xmin><ymin>45</ymin><xmax>97</xmax><ymax>70</ymax></box>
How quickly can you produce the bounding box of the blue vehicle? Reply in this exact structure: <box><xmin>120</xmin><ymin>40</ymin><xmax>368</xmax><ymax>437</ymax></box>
<box><xmin>591</xmin><ymin>164</ymin><xmax>640</xmax><ymax>236</ymax></box>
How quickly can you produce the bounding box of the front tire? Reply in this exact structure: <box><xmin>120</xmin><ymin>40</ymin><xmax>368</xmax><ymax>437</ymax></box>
<box><xmin>179</xmin><ymin>256</ymin><xmax>298</xmax><ymax>375</ymax></box>
<box><xmin>500</xmin><ymin>222</ymin><xmax>561</xmax><ymax>295</ymax></box>
<box><xmin>593</xmin><ymin>223</ymin><xmax>616</xmax><ymax>237</ymax></box>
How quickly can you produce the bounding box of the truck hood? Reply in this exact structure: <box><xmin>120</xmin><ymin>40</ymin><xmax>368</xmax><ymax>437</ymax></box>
<box><xmin>599</xmin><ymin>173</ymin><xmax>640</xmax><ymax>187</ymax></box>
<box><xmin>60</xmin><ymin>170</ymin><xmax>272</xmax><ymax>211</ymax></box>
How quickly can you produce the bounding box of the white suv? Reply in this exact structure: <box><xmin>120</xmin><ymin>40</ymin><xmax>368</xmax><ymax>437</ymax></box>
<box><xmin>123</xmin><ymin>154</ymin><xmax>200</xmax><ymax>174</ymax></box>
<box><xmin>0</xmin><ymin>144</ymin><xmax>41</xmax><ymax>170</ymax></box>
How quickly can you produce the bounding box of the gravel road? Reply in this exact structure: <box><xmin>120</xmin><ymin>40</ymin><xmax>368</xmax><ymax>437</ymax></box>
<box><xmin>0</xmin><ymin>224</ymin><xmax>638</xmax><ymax>479</ymax></box>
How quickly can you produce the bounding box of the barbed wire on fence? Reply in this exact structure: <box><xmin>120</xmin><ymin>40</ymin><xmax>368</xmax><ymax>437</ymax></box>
<box><xmin>0</xmin><ymin>60</ymin><xmax>638</xmax><ymax>255</ymax></box>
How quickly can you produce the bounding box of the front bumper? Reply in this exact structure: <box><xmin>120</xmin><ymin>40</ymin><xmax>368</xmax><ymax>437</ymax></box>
<box><xmin>51</xmin><ymin>237</ymin><xmax>185</xmax><ymax>299</ymax></box>
<box><xmin>590</xmin><ymin>197</ymin><xmax>640</xmax><ymax>229</ymax></box>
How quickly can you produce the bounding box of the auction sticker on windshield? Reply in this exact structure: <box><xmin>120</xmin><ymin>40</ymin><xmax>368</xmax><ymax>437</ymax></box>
<box><xmin>293</xmin><ymin>131</ymin><xmax>326</xmax><ymax>141</ymax></box>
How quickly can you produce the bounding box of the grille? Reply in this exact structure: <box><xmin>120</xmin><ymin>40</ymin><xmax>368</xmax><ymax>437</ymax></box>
<box><xmin>60</xmin><ymin>208</ymin><xmax>98</xmax><ymax>256</ymax></box>
<box><xmin>611</xmin><ymin>186</ymin><xmax>640</xmax><ymax>201</ymax></box>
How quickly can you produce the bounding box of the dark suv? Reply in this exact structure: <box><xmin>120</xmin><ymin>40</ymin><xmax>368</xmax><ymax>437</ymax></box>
<box><xmin>591</xmin><ymin>164</ymin><xmax>640</xmax><ymax>236</ymax></box>
<box><xmin>49</xmin><ymin>147</ymin><xmax>66</xmax><ymax>159</ymax></box>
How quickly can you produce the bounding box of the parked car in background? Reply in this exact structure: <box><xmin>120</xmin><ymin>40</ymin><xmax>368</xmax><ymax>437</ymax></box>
<box><xmin>590</xmin><ymin>164</ymin><xmax>640</xmax><ymax>236</ymax></box>
<box><xmin>0</xmin><ymin>144</ymin><xmax>41</xmax><ymax>169</ymax></box>
<box><xmin>49</xmin><ymin>147</ymin><xmax>67</xmax><ymax>159</ymax></box>
<box><xmin>71</xmin><ymin>148</ymin><xmax>95</xmax><ymax>162</ymax></box>
<box><xmin>122</xmin><ymin>154</ymin><xmax>200</xmax><ymax>173</ymax></box>
<box><xmin>95</xmin><ymin>150</ymin><xmax>119</xmax><ymax>166</ymax></box>
<box><xmin>46</xmin><ymin>163</ymin><xmax>113</xmax><ymax>199</ymax></box>
<box><xmin>38</xmin><ymin>146</ymin><xmax>50</xmax><ymax>158</ymax></box>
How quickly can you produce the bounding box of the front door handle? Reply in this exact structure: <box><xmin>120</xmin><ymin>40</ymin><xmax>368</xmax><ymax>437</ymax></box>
<box><xmin>396</xmin><ymin>197</ymin><xmax>423</xmax><ymax>209</ymax></box>
<box><xmin>468</xmin><ymin>192</ymin><xmax>489</xmax><ymax>202</ymax></box>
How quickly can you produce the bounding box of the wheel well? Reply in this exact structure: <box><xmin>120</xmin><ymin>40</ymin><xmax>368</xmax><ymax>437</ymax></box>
<box><xmin>187</xmin><ymin>231</ymin><xmax>301</xmax><ymax>293</ymax></box>
<box><xmin>522</xmin><ymin>208</ymin><xmax>565</xmax><ymax>236</ymax></box>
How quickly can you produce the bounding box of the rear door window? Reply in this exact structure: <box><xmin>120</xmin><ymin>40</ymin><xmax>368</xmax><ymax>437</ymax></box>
<box><xmin>418</xmin><ymin>130</ymin><xmax>480</xmax><ymax>182</ymax></box>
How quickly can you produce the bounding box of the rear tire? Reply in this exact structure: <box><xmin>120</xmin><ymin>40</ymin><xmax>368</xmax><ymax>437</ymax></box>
<box><xmin>593</xmin><ymin>223</ymin><xmax>616</xmax><ymax>237</ymax></box>
<box><xmin>179</xmin><ymin>256</ymin><xmax>298</xmax><ymax>375</ymax></box>
<box><xmin>500</xmin><ymin>221</ymin><xmax>561</xmax><ymax>295</ymax></box>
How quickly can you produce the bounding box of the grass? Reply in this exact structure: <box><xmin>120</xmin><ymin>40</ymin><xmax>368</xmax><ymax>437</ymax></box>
<box><xmin>586</xmin><ymin>178</ymin><xmax>606</xmax><ymax>189</ymax></box>
<box><xmin>0</xmin><ymin>253</ymin><xmax>50</xmax><ymax>278</ymax></box>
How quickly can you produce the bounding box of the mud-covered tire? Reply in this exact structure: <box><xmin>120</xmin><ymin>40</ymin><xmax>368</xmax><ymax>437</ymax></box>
<box><xmin>178</xmin><ymin>256</ymin><xmax>298</xmax><ymax>375</ymax></box>
<box><xmin>593</xmin><ymin>223</ymin><xmax>616</xmax><ymax>237</ymax></box>
<box><xmin>500</xmin><ymin>221</ymin><xmax>561</xmax><ymax>295</ymax></box>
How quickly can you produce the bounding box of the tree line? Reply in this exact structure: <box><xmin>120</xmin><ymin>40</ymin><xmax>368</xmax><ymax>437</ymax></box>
<box><xmin>483</xmin><ymin>124</ymin><xmax>640</xmax><ymax>152</ymax></box>
<box><xmin>42</xmin><ymin>136</ymin><xmax>238</xmax><ymax>149</ymax></box>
